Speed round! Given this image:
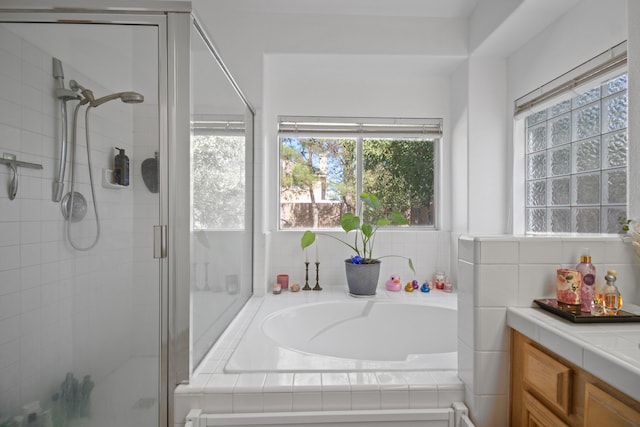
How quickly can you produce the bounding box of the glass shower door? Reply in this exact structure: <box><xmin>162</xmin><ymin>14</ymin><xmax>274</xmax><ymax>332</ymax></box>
<box><xmin>189</xmin><ymin>18</ymin><xmax>254</xmax><ymax>370</ymax></box>
<box><xmin>0</xmin><ymin>20</ymin><xmax>162</xmax><ymax>427</ymax></box>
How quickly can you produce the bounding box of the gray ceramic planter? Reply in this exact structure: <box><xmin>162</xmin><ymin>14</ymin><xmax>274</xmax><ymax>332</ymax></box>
<box><xmin>344</xmin><ymin>259</ymin><xmax>381</xmax><ymax>296</ymax></box>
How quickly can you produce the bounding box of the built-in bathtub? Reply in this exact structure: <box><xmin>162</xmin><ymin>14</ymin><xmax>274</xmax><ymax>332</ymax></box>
<box><xmin>226</xmin><ymin>295</ymin><xmax>457</xmax><ymax>372</ymax></box>
<box><xmin>174</xmin><ymin>288</ymin><xmax>467</xmax><ymax>426</ymax></box>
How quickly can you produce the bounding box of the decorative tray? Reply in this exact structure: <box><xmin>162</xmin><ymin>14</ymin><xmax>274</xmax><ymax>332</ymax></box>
<box><xmin>534</xmin><ymin>299</ymin><xmax>640</xmax><ymax>323</ymax></box>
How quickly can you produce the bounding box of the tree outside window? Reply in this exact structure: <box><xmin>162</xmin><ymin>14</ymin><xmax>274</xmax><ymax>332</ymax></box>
<box><xmin>279</xmin><ymin>135</ymin><xmax>435</xmax><ymax>229</ymax></box>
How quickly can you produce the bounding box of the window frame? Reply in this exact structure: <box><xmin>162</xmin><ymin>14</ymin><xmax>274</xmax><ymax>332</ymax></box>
<box><xmin>277</xmin><ymin>116</ymin><xmax>442</xmax><ymax>231</ymax></box>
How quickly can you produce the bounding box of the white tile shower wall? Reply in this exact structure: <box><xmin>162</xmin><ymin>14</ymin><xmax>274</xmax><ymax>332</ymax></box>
<box><xmin>0</xmin><ymin>25</ymin><xmax>143</xmax><ymax>417</ymax></box>
<box><xmin>457</xmin><ymin>234</ymin><xmax>640</xmax><ymax>427</ymax></box>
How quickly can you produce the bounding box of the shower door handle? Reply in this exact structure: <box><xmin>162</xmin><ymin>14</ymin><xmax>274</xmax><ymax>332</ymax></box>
<box><xmin>154</xmin><ymin>225</ymin><xmax>168</xmax><ymax>259</ymax></box>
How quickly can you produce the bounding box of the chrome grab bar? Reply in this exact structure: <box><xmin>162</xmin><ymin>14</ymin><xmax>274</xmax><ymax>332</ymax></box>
<box><xmin>0</xmin><ymin>153</ymin><xmax>43</xmax><ymax>200</ymax></box>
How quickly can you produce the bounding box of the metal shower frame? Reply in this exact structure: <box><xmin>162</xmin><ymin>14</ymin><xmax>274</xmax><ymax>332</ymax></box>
<box><xmin>0</xmin><ymin>4</ymin><xmax>190</xmax><ymax>426</ymax></box>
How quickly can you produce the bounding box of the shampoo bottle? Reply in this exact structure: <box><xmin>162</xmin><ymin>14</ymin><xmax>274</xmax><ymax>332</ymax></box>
<box><xmin>576</xmin><ymin>248</ymin><xmax>596</xmax><ymax>313</ymax></box>
<box><xmin>114</xmin><ymin>147</ymin><xmax>130</xmax><ymax>186</ymax></box>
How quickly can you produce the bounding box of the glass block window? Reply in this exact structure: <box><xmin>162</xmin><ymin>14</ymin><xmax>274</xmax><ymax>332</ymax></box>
<box><xmin>525</xmin><ymin>74</ymin><xmax>627</xmax><ymax>233</ymax></box>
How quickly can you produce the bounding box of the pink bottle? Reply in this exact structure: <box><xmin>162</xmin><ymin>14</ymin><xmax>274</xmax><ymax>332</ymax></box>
<box><xmin>576</xmin><ymin>248</ymin><xmax>596</xmax><ymax>313</ymax></box>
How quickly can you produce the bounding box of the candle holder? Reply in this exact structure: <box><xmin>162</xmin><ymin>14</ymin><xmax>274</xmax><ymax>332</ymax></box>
<box><xmin>313</xmin><ymin>261</ymin><xmax>322</xmax><ymax>291</ymax></box>
<box><xmin>303</xmin><ymin>261</ymin><xmax>312</xmax><ymax>290</ymax></box>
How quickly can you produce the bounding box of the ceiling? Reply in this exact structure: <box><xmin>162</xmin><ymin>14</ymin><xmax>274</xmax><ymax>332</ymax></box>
<box><xmin>210</xmin><ymin>0</ymin><xmax>481</xmax><ymax>18</ymax></box>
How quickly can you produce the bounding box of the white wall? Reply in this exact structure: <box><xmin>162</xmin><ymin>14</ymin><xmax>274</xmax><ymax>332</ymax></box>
<box><xmin>261</xmin><ymin>53</ymin><xmax>457</xmax><ymax>292</ymax></box>
<box><xmin>506</xmin><ymin>0</ymin><xmax>629</xmax><ymax>230</ymax></box>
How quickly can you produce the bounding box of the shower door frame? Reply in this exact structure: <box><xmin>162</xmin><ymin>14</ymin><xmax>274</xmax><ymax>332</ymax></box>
<box><xmin>0</xmin><ymin>7</ymin><xmax>191</xmax><ymax>427</ymax></box>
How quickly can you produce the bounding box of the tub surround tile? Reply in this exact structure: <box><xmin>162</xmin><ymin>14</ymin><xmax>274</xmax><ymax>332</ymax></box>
<box><xmin>263</xmin><ymin>373</ymin><xmax>294</xmax><ymax>392</ymax></box>
<box><xmin>201</xmin><ymin>394</ymin><xmax>233</xmax><ymax>414</ymax></box>
<box><xmin>292</xmin><ymin>391</ymin><xmax>322</xmax><ymax>412</ymax></box>
<box><xmin>322</xmin><ymin>391</ymin><xmax>351</xmax><ymax>410</ymax></box>
<box><xmin>262</xmin><ymin>392</ymin><xmax>293</xmax><ymax>412</ymax></box>
<box><xmin>235</xmin><ymin>373</ymin><xmax>266</xmax><ymax>393</ymax></box>
<box><xmin>474</xmin><ymin>307</ymin><xmax>508</xmax><ymax>352</ymax></box>
<box><xmin>476</xmin><ymin>239</ymin><xmax>519</xmax><ymax>264</ymax></box>
<box><xmin>474</xmin><ymin>264</ymin><xmax>519</xmax><ymax>307</ymax></box>
<box><xmin>401</xmin><ymin>371</ymin><xmax>437</xmax><ymax>390</ymax></box>
<box><xmin>348</xmin><ymin>372</ymin><xmax>380</xmax><ymax>391</ymax></box>
<box><xmin>457</xmin><ymin>339</ymin><xmax>473</xmax><ymax>390</ymax></box>
<box><xmin>437</xmin><ymin>388</ymin><xmax>465</xmax><ymax>408</ymax></box>
<box><xmin>350</xmin><ymin>391</ymin><xmax>381</xmax><ymax>410</ymax></box>
<box><xmin>458</xmin><ymin>237</ymin><xmax>474</xmax><ymax>263</ymax></box>
<box><xmin>376</xmin><ymin>372</ymin><xmax>409</xmax><ymax>390</ymax></box>
<box><xmin>232</xmin><ymin>392</ymin><xmax>263</xmax><ymax>413</ymax></box>
<box><xmin>471</xmin><ymin>394</ymin><xmax>509</xmax><ymax>427</ymax></box>
<box><xmin>473</xmin><ymin>350</ymin><xmax>509</xmax><ymax>395</ymax></box>
<box><xmin>187</xmin><ymin>373</ymin><xmax>211</xmax><ymax>393</ymax></box>
<box><xmin>380</xmin><ymin>389</ymin><xmax>410</xmax><ymax>409</ymax></box>
<box><xmin>409</xmin><ymin>390</ymin><xmax>438</xmax><ymax>409</ymax></box>
<box><xmin>321</xmin><ymin>372</ymin><xmax>350</xmax><ymax>391</ymax></box>
<box><xmin>293</xmin><ymin>373</ymin><xmax>322</xmax><ymax>391</ymax></box>
<box><xmin>204</xmin><ymin>373</ymin><xmax>238</xmax><ymax>393</ymax></box>
<box><xmin>457</xmin><ymin>292</ymin><xmax>474</xmax><ymax>348</ymax></box>
<box><xmin>518</xmin><ymin>238</ymin><xmax>564</xmax><ymax>264</ymax></box>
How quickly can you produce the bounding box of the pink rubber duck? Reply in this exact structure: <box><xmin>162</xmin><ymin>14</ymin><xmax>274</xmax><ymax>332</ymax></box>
<box><xmin>385</xmin><ymin>274</ymin><xmax>402</xmax><ymax>291</ymax></box>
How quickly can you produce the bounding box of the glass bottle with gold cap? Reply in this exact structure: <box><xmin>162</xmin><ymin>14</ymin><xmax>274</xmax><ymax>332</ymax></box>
<box><xmin>603</xmin><ymin>270</ymin><xmax>622</xmax><ymax>316</ymax></box>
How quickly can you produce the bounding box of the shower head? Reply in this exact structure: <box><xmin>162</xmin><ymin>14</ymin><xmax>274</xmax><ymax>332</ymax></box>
<box><xmin>90</xmin><ymin>91</ymin><xmax>144</xmax><ymax>107</ymax></box>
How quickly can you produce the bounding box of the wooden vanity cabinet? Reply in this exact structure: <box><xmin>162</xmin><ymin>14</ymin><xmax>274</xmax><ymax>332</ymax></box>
<box><xmin>510</xmin><ymin>330</ymin><xmax>640</xmax><ymax>427</ymax></box>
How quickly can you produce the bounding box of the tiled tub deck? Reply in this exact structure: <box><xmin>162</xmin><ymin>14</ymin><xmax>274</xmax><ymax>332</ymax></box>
<box><xmin>174</xmin><ymin>288</ymin><xmax>464</xmax><ymax>426</ymax></box>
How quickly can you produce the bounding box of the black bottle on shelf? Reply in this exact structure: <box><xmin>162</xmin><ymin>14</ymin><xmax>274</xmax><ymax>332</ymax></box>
<box><xmin>114</xmin><ymin>147</ymin><xmax>129</xmax><ymax>186</ymax></box>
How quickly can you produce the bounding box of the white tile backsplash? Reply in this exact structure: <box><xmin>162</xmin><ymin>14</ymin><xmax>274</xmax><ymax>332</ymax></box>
<box><xmin>474</xmin><ymin>307</ymin><xmax>508</xmax><ymax>351</ymax></box>
<box><xmin>477</xmin><ymin>239</ymin><xmax>519</xmax><ymax>264</ymax></box>
<box><xmin>474</xmin><ymin>264</ymin><xmax>519</xmax><ymax>307</ymax></box>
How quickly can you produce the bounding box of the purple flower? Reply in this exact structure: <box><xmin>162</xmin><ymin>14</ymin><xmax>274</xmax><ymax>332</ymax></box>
<box><xmin>351</xmin><ymin>255</ymin><xmax>363</xmax><ymax>264</ymax></box>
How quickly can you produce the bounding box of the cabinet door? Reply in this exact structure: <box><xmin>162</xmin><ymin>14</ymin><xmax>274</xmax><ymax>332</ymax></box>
<box><xmin>523</xmin><ymin>342</ymin><xmax>573</xmax><ymax>416</ymax></box>
<box><xmin>523</xmin><ymin>391</ymin><xmax>571</xmax><ymax>427</ymax></box>
<box><xmin>584</xmin><ymin>383</ymin><xmax>640</xmax><ymax>427</ymax></box>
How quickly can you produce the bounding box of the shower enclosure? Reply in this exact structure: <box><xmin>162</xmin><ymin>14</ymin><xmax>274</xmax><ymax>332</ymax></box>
<box><xmin>0</xmin><ymin>5</ymin><xmax>254</xmax><ymax>427</ymax></box>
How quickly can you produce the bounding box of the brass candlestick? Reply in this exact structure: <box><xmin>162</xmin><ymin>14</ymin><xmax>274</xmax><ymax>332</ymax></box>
<box><xmin>303</xmin><ymin>261</ymin><xmax>312</xmax><ymax>290</ymax></box>
<box><xmin>313</xmin><ymin>261</ymin><xmax>322</xmax><ymax>291</ymax></box>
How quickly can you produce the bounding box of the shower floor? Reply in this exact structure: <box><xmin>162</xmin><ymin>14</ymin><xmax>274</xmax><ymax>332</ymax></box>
<box><xmin>67</xmin><ymin>357</ymin><xmax>158</xmax><ymax>427</ymax></box>
<box><xmin>174</xmin><ymin>288</ymin><xmax>464</xmax><ymax>423</ymax></box>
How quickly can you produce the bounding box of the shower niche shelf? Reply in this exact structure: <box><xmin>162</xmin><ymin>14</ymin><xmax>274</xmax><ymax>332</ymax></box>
<box><xmin>102</xmin><ymin>168</ymin><xmax>130</xmax><ymax>189</ymax></box>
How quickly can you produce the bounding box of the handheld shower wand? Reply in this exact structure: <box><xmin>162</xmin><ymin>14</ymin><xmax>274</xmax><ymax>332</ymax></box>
<box><xmin>70</xmin><ymin>80</ymin><xmax>144</xmax><ymax>107</ymax></box>
<box><xmin>62</xmin><ymin>80</ymin><xmax>144</xmax><ymax>251</ymax></box>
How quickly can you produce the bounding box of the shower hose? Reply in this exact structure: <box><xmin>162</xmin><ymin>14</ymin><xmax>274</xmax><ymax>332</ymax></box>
<box><xmin>66</xmin><ymin>102</ymin><xmax>101</xmax><ymax>251</ymax></box>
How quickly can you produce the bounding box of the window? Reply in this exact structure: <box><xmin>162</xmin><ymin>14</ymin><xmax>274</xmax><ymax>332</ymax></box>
<box><xmin>191</xmin><ymin>116</ymin><xmax>246</xmax><ymax>230</ymax></box>
<box><xmin>278</xmin><ymin>116</ymin><xmax>441</xmax><ymax>229</ymax></box>
<box><xmin>522</xmin><ymin>72</ymin><xmax>627</xmax><ymax>233</ymax></box>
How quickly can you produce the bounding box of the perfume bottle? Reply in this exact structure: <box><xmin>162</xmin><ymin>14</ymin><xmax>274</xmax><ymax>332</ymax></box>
<box><xmin>602</xmin><ymin>270</ymin><xmax>621</xmax><ymax>316</ymax></box>
<box><xmin>576</xmin><ymin>248</ymin><xmax>596</xmax><ymax>313</ymax></box>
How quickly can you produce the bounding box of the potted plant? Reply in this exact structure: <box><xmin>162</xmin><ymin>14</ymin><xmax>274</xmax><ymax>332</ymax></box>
<box><xmin>300</xmin><ymin>192</ymin><xmax>415</xmax><ymax>296</ymax></box>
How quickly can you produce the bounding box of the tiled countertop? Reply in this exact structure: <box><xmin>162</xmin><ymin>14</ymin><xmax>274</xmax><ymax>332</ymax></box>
<box><xmin>507</xmin><ymin>304</ymin><xmax>640</xmax><ymax>402</ymax></box>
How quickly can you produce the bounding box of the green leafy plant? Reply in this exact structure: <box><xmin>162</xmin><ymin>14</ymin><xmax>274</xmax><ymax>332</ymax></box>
<box><xmin>300</xmin><ymin>192</ymin><xmax>415</xmax><ymax>272</ymax></box>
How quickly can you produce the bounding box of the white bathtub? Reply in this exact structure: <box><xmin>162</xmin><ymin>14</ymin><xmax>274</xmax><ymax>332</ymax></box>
<box><xmin>225</xmin><ymin>290</ymin><xmax>457</xmax><ymax>372</ymax></box>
